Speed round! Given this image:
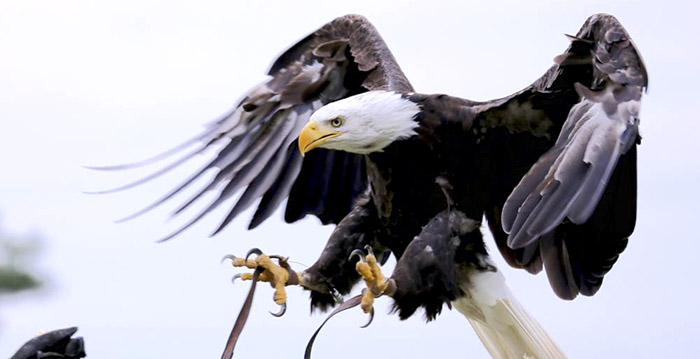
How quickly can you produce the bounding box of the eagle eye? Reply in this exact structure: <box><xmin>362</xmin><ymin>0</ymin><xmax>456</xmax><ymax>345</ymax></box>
<box><xmin>330</xmin><ymin>117</ymin><xmax>343</xmax><ymax>128</ymax></box>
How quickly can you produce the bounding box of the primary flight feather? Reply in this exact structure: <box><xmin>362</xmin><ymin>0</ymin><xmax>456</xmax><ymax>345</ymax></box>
<box><xmin>99</xmin><ymin>13</ymin><xmax>646</xmax><ymax>358</ymax></box>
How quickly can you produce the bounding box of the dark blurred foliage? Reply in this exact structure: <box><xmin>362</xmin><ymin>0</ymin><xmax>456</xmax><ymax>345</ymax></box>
<box><xmin>0</xmin><ymin>220</ymin><xmax>43</xmax><ymax>294</ymax></box>
<box><xmin>0</xmin><ymin>221</ymin><xmax>78</xmax><ymax>358</ymax></box>
<box><xmin>0</xmin><ymin>267</ymin><xmax>41</xmax><ymax>293</ymax></box>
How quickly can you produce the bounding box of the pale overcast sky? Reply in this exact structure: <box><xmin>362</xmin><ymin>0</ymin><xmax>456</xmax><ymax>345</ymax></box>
<box><xmin>1</xmin><ymin>0</ymin><xmax>698</xmax><ymax>358</ymax></box>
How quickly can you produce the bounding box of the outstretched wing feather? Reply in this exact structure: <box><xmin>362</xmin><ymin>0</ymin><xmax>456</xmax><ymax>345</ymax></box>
<box><xmin>97</xmin><ymin>15</ymin><xmax>412</xmax><ymax>238</ymax></box>
<box><xmin>484</xmin><ymin>14</ymin><xmax>646</xmax><ymax>298</ymax></box>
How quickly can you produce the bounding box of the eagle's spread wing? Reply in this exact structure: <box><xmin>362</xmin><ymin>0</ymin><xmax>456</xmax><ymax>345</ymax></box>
<box><xmin>481</xmin><ymin>14</ymin><xmax>647</xmax><ymax>299</ymax></box>
<box><xmin>96</xmin><ymin>15</ymin><xmax>412</xmax><ymax>240</ymax></box>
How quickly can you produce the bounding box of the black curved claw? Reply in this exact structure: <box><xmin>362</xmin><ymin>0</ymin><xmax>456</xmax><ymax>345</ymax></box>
<box><xmin>363</xmin><ymin>245</ymin><xmax>374</xmax><ymax>257</ymax></box>
<box><xmin>349</xmin><ymin>249</ymin><xmax>366</xmax><ymax>262</ymax></box>
<box><xmin>360</xmin><ymin>307</ymin><xmax>374</xmax><ymax>328</ymax></box>
<box><xmin>231</xmin><ymin>273</ymin><xmax>242</xmax><ymax>284</ymax></box>
<box><xmin>221</xmin><ymin>254</ymin><xmax>237</xmax><ymax>264</ymax></box>
<box><xmin>245</xmin><ymin>248</ymin><xmax>263</xmax><ymax>260</ymax></box>
<box><xmin>268</xmin><ymin>254</ymin><xmax>288</xmax><ymax>262</ymax></box>
<box><xmin>270</xmin><ymin>302</ymin><xmax>286</xmax><ymax>317</ymax></box>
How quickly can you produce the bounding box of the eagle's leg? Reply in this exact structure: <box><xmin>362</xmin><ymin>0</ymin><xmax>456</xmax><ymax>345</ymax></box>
<box><xmin>227</xmin><ymin>248</ymin><xmax>306</xmax><ymax>315</ymax></box>
<box><xmin>224</xmin><ymin>198</ymin><xmax>385</xmax><ymax>314</ymax></box>
<box><xmin>294</xmin><ymin>197</ymin><xmax>388</xmax><ymax>311</ymax></box>
<box><xmin>351</xmin><ymin>246</ymin><xmax>397</xmax><ymax>314</ymax></box>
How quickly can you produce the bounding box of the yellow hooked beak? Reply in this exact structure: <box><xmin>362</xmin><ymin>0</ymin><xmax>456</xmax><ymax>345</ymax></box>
<box><xmin>298</xmin><ymin>120</ymin><xmax>341</xmax><ymax>155</ymax></box>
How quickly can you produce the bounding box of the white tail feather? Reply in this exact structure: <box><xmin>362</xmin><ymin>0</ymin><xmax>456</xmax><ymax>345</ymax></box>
<box><xmin>453</xmin><ymin>269</ymin><xmax>566</xmax><ymax>359</ymax></box>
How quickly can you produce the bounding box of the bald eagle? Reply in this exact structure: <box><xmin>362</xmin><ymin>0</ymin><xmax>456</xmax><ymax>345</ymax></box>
<box><xmin>97</xmin><ymin>13</ymin><xmax>646</xmax><ymax>359</ymax></box>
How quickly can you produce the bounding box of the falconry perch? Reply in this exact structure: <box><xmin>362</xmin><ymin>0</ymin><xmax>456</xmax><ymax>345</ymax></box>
<box><xmin>97</xmin><ymin>13</ymin><xmax>646</xmax><ymax>359</ymax></box>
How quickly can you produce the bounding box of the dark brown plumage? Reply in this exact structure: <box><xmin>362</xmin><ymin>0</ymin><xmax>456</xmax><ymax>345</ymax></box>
<box><xmin>100</xmin><ymin>12</ymin><xmax>646</xmax><ymax>339</ymax></box>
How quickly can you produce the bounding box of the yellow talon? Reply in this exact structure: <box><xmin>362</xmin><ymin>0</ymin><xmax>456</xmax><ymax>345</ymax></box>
<box><xmin>353</xmin><ymin>247</ymin><xmax>392</xmax><ymax>314</ymax></box>
<box><xmin>231</xmin><ymin>257</ymin><xmax>258</xmax><ymax>269</ymax></box>
<box><xmin>361</xmin><ymin>289</ymin><xmax>375</xmax><ymax>313</ymax></box>
<box><xmin>226</xmin><ymin>249</ymin><xmax>303</xmax><ymax>315</ymax></box>
<box><xmin>356</xmin><ymin>261</ymin><xmax>374</xmax><ymax>282</ymax></box>
<box><xmin>274</xmin><ymin>286</ymin><xmax>286</xmax><ymax>305</ymax></box>
<box><xmin>357</xmin><ymin>252</ymin><xmax>389</xmax><ymax>296</ymax></box>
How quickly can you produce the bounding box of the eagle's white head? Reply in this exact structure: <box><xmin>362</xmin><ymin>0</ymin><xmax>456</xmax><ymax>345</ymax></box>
<box><xmin>298</xmin><ymin>91</ymin><xmax>421</xmax><ymax>155</ymax></box>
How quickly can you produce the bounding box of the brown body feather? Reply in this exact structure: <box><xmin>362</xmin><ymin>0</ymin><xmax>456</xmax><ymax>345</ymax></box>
<box><xmin>107</xmin><ymin>13</ymin><xmax>646</xmax><ymax>317</ymax></box>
